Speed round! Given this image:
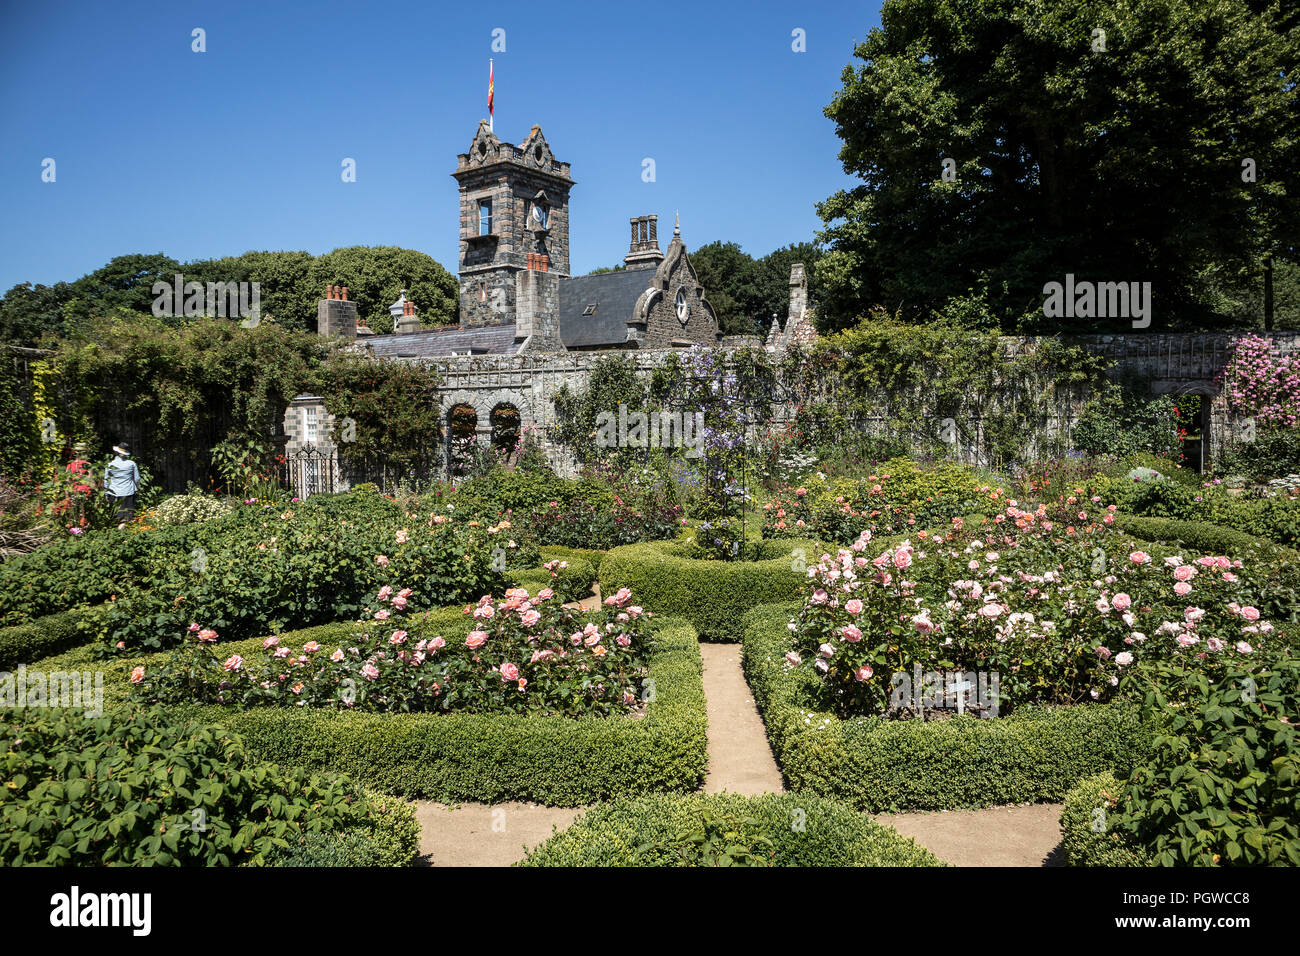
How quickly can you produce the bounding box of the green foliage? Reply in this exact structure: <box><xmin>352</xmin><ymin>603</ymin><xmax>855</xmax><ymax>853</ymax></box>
<box><xmin>1059</xmin><ymin>773</ymin><xmax>1152</xmax><ymax>866</ymax></box>
<box><xmin>188</xmin><ymin>618</ymin><xmax>708</xmax><ymax>804</ymax></box>
<box><xmin>149</xmin><ymin>491</ymin><xmax>237</xmax><ymax>526</ymax></box>
<box><xmin>267</xmin><ymin>814</ymin><xmax>420</xmax><ymax>867</ymax></box>
<box><xmin>816</xmin><ymin>0</ymin><xmax>1300</xmax><ymax>332</ymax></box>
<box><xmin>691</xmin><ymin>241</ymin><xmax>825</xmax><ymax>339</ymax></box>
<box><xmin>598</xmin><ymin>538</ymin><xmax>818</xmax><ymax>642</ymax></box>
<box><xmin>519</xmin><ymin>792</ymin><xmax>946</xmax><ymax>867</ymax></box>
<box><xmin>1113</xmin><ymin>658</ymin><xmax>1300</xmax><ymax>866</ymax></box>
<box><xmin>0</xmin><ymin>608</ymin><xmax>95</xmax><ymax>670</ymax></box>
<box><xmin>0</xmin><ymin>706</ymin><xmax>420</xmax><ymax>866</ymax></box>
<box><xmin>1217</xmin><ymin>426</ymin><xmax>1300</xmax><ymax>484</ymax></box>
<box><xmin>742</xmin><ymin>603</ymin><xmax>1153</xmax><ymax>811</ymax></box>
<box><xmin>551</xmin><ymin>354</ymin><xmax>652</xmax><ymax>464</ymax></box>
<box><xmin>1073</xmin><ymin>382</ymin><xmax>1180</xmax><ymax>460</ymax></box>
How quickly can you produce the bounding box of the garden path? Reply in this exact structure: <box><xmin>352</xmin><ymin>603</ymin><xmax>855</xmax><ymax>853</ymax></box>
<box><xmin>699</xmin><ymin>643</ymin><xmax>786</xmax><ymax>795</ymax></box>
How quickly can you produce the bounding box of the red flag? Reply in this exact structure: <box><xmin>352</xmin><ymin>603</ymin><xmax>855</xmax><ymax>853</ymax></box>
<box><xmin>488</xmin><ymin>61</ymin><xmax>494</xmax><ymax>118</ymax></box>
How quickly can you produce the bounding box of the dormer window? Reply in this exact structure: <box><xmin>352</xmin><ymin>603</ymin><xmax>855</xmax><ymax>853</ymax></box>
<box><xmin>582</xmin><ymin>303</ymin><xmax>597</xmax><ymax>315</ymax></box>
<box><xmin>478</xmin><ymin>199</ymin><xmax>493</xmax><ymax>235</ymax></box>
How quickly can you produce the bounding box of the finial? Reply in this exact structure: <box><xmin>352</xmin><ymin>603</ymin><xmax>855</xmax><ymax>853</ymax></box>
<box><xmin>674</xmin><ymin>210</ymin><xmax>680</xmax><ymax>237</ymax></box>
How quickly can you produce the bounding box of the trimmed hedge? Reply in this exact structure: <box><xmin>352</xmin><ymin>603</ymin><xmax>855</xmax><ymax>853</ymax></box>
<box><xmin>0</xmin><ymin>608</ymin><xmax>95</xmax><ymax>670</ymax></box>
<box><xmin>268</xmin><ymin>791</ymin><xmax>421</xmax><ymax>867</ymax></box>
<box><xmin>518</xmin><ymin>791</ymin><xmax>947</xmax><ymax>867</ymax></box>
<box><xmin>1116</xmin><ymin>514</ymin><xmax>1300</xmax><ymax>562</ymax></box>
<box><xmin>742</xmin><ymin>603</ymin><xmax>1154</xmax><ymax>812</ymax></box>
<box><xmin>1060</xmin><ymin>773</ymin><xmax>1152</xmax><ymax>866</ymax></box>
<box><xmin>598</xmin><ymin>538</ymin><xmax>820</xmax><ymax>642</ymax></box>
<box><xmin>539</xmin><ymin>545</ymin><xmax>606</xmax><ymax>577</ymax></box>
<box><xmin>179</xmin><ymin>617</ymin><xmax>707</xmax><ymax>806</ymax></box>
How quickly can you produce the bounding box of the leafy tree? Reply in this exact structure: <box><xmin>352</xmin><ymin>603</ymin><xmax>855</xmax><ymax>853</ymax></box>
<box><xmin>308</xmin><ymin>246</ymin><xmax>458</xmax><ymax>333</ymax></box>
<box><xmin>816</xmin><ymin>0</ymin><xmax>1300</xmax><ymax>333</ymax></box>
<box><xmin>690</xmin><ymin>241</ymin><xmax>763</xmax><ymax>336</ymax></box>
<box><xmin>0</xmin><ymin>281</ymin><xmax>75</xmax><ymax>346</ymax></box>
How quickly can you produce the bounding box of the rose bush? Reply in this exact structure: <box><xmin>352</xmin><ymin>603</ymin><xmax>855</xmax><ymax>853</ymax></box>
<box><xmin>132</xmin><ymin>582</ymin><xmax>654</xmax><ymax>718</ymax></box>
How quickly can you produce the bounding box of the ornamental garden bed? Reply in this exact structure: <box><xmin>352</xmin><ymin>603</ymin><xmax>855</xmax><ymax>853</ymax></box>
<box><xmin>517</xmin><ymin>792</ymin><xmax>947</xmax><ymax>867</ymax></box>
<box><xmin>597</xmin><ymin>537</ymin><xmax>821</xmax><ymax>642</ymax></box>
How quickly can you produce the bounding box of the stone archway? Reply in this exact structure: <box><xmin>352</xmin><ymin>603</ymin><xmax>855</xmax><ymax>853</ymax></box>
<box><xmin>447</xmin><ymin>403</ymin><xmax>478</xmax><ymax>477</ymax></box>
<box><xmin>490</xmin><ymin>403</ymin><xmax>521</xmax><ymax>462</ymax></box>
<box><xmin>1156</xmin><ymin>381</ymin><xmax>1219</xmax><ymax>473</ymax></box>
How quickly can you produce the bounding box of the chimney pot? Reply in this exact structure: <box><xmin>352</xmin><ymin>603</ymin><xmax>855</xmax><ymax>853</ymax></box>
<box><xmin>541</xmin><ymin>255</ymin><xmax>549</xmax><ymax>273</ymax></box>
<box><xmin>340</xmin><ymin>286</ymin><xmax>348</xmax><ymax>301</ymax></box>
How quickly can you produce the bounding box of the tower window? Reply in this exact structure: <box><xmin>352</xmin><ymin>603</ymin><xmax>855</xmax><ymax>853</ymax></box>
<box><xmin>479</xmin><ymin>282</ymin><xmax>487</xmax><ymax>302</ymax></box>
<box><xmin>478</xmin><ymin>199</ymin><xmax>493</xmax><ymax>235</ymax></box>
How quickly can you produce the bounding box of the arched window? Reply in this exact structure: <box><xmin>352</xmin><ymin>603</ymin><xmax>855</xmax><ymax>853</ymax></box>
<box><xmin>448</xmin><ymin>404</ymin><xmax>478</xmax><ymax>476</ymax></box>
<box><xmin>490</xmin><ymin>403</ymin><xmax>521</xmax><ymax>462</ymax></box>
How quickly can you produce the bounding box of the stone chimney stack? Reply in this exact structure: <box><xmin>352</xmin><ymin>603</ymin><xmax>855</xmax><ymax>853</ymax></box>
<box><xmin>623</xmin><ymin>215</ymin><xmax>665</xmax><ymax>270</ymax></box>
<box><xmin>317</xmin><ymin>285</ymin><xmax>357</xmax><ymax>339</ymax></box>
<box><xmin>391</xmin><ymin>290</ymin><xmax>420</xmax><ymax>334</ymax></box>
<box><xmin>788</xmin><ymin>263</ymin><xmax>808</xmax><ymax>325</ymax></box>
<box><xmin>515</xmin><ymin>255</ymin><xmax>566</xmax><ymax>353</ymax></box>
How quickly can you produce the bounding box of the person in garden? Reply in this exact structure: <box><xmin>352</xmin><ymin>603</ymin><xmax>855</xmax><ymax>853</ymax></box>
<box><xmin>104</xmin><ymin>442</ymin><xmax>140</xmax><ymax>526</ymax></box>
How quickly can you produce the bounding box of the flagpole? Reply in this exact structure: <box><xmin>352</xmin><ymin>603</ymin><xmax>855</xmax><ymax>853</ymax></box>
<box><xmin>489</xmin><ymin>58</ymin><xmax>494</xmax><ymax>133</ymax></box>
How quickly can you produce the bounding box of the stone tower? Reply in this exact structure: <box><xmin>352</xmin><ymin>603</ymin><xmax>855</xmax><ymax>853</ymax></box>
<box><xmin>452</xmin><ymin>120</ymin><xmax>574</xmax><ymax>328</ymax></box>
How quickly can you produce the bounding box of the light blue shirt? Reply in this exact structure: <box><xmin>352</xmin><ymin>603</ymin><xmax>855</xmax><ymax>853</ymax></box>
<box><xmin>104</xmin><ymin>456</ymin><xmax>140</xmax><ymax>496</ymax></box>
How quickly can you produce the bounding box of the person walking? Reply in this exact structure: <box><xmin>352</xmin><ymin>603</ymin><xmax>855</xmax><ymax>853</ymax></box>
<box><xmin>104</xmin><ymin>442</ymin><xmax>140</xmax><ymax>527</ymax></box>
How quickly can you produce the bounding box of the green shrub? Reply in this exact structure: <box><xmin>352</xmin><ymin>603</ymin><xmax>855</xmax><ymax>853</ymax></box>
<box><xmin>518</xmin><ymin>792</ymin><xmax>947</xmax><ymax>867</ymax></box>
<box><xmin>742</xmin><ymin>603</ymin><xmax>1153</xmax><ymax>811</ymax></box>
<box><xmin>598</xmin><ymin>538</ymin><xmax>818</xmax><ymax>642</ymax></box>
<box><xmin>267</xmin><ymin>792</ymin><xmax>420</xmax><ymax>867</ymax></box>
<box><xmin>1112</xmin><ymin>658</ymin><xmax>1300</xmax><ymax>866</ymax></box>
<box><xmin>149</xmin><ymin>491</ymin><xmax>237</xmax><ymax>526</ymax></box>
<box><xmin>0</xmin><ymin>706</ymin><xmax>420</xmax><ymax>866</ymax></box>
<box><xmin>0</xmin><ymin>608</ymin><xmax>95</xmax><ymax>670</ymax></box>
<box><xmin>1059</xmin><ymin>773</ymin><xmax>1151</xmax><ymax>866</ymax></box>
<box><xmin>540</xmin><ymin>545</ymin><xmax>606</xmax><ymax>576</ymax></box>
<box><xmin>184</xmin><ymin>617</ymin><xmax>708</xmax><ymax>805</ymax></box>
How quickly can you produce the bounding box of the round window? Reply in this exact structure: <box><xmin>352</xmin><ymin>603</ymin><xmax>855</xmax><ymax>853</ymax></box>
<box><xmin>675</xmin><ymin>289</ymin><xmax>688</xmax><ymax>324</ymax></box>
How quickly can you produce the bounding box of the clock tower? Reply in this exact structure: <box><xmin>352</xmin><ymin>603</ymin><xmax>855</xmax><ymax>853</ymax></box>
<box><xmin>452</xmin><ymin>120</ymin><xmax>574</xmax><ymax>328</ymax></box>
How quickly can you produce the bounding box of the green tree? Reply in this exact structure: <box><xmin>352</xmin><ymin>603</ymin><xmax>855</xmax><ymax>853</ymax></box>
<box><xmin>817</xmin><ymin>0</ymin><xmax>1300</xmax><ymax>333</ymax></box>
<box><xmin>690</xmin><ymin>241</ymin><xmax>762</xmax><ymax>336</ymax></box>
<box><xmin>308</xmin><ymin>246</ymin><xmax>458</xmax><ymax>333</ymax></box>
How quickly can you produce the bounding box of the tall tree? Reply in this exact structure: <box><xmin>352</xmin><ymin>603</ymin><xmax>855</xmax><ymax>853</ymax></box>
<box><xmin>307</xmin><ymin>246</ymin><xmax>458</xmax><ymax>333</ymax></box>
<box><xmin>816</xmin><ymin>0</ymin><xmax>1300</xmax><ymax>333</ymax></box>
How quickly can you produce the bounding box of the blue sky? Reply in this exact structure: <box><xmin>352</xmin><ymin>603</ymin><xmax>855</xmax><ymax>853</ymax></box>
<box><xmin>0</xmin><ymin>0</ymin><xmax>881</xmax><ymax>292</ymax></box>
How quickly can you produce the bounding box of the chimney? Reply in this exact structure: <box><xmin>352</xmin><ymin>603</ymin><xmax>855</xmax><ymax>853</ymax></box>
<box><xmin>514</xmin><ymin>267</ymin><xmax>565</xmax><ymax>353</ymax></box>
<box><xmin>395</xmin><ymin>297</ymin><xmax>420</xmax><ymax>334</ymax></box>
<box><xmin>623</xmin><ymin>215</ymin><xmax>664</xmax><ymax>270</ymax></box>
<box><xmin>318</xmin><ymin>286</ymin><xmax>358</xmax><ymax>339</ymax></box>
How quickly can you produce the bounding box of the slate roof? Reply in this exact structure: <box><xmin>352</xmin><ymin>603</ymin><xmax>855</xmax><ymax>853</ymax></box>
<box><xmin>557</xmin><ymin>268</ymin><xmax>656</xmax><ymax>349</ymax></box>
<box><xmin>365</xmin><ymin>323</ymin><xmax>517</xmax><ymax>359</ymax></box>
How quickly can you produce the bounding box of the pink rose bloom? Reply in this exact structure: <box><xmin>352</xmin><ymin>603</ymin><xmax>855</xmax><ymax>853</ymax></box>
<box><xmin>274</xmin><ymin>646</ymin><xmax>290</xmax><ymax>659</ymax></box>
<box><xmin>473</xmin><ymin>604</ymin><xmax>495</xmax><ymax>620</ymax></box>
<box><xmin>361</xmin><ymin>663</ymin><xmax>380</xmax><ymax>680</ymax></box>
<box><xmin>1215</xmin><ymin>556</ymin><xmax>1232</xmax><ymax>571</ymax></box>
<box><xmin>1184</xmin><ymin>607</ymin><xmax>1206</xmax><ymax>622</ymax></box>
<box><xmin>398</xmin><ymin>588</ymin><xmax>413</xmax><ymax>599</ymax></box>
<box><xmin>389</xmin><ymin>630</ymin><xmax>408</xmax><ymax>645</ymax></box>
<box><xmin>571</xmin><ymin>634</ymin><xmax>584</xmax><ymax>646</ymax></box>
<box><xmin>500</xmin><ymin>662</ymin><xmax>520</xmax><ymax>681</ymax></box>
<box><xmin>912</xmin><ymin>612</ymin><xmax>935</xmax><ymax>633</ymax></box>
<box><xmin>374</xmin><ymin>609</ymin><xmax>391</xmax><ymax>621</ymax></box>
<box><xmin>1094</xmin><ymin>597</ymin><xmax>1111</xmax><ymax>614</ymax></box>
<box><xmin>1174</xmin><ymin>581</ymin><xmax>1192</xmax><ymax>596</ymax></box>
<box><xmin>378</xmin><ymin>585</ymin><xmax>394</xmax><ymax>601</ymax></box>
<box><xmin>784</xmin><ymin>651</ymin><xmax>802</xmax><ymax>666</ymax></box>
<box><xmin>396</xmin><ymin>530</ymin><xmax>408</xmax><ymax>544</ymax></box>
<box><xmin>303</xmin><ymin>641</ymin><xmax>321</xmax><ymax>653</ymax></box>
<box><xmin>893</xmin><ymin>551</ymin><xmax>913</xmax><ymax>569</ymax></box>
<box><xmin>375</xmin><ymin>555</ymin><xmax>390</xmax><ymax>567</ymax></box>
<box><xmin>223</xmin><ymin>654</ymin><xmax>243</xmax><ymax>671</ymax></box>
<box><xmin>979</xmin><ymin>603</ymin><xmax>1004</xmax><ymax>618</ymax></box>
<box><xmin>116</xmin><ymin>641</ymin><xmax>125</xmax><ymax>650</ymax></box>
<box><xmin>188</xmin><ymin>623</ymin><xmax>201</xmax><ymax>633</ymax></box>
<box><xmin>1114</xmin><ymin>651</ymin><xmax>1133</xmax><ymax>666</ymax></box>
<box><xmin>1241</xmin><ymin>606</ymin><xmax>1260</xmax><ymax>621</ymax></box>
<box><xmin>530</xmin><ymin>649</ymin><xmax>553</xmax><ymax>663</ymax></box>
<box><xmin>198</xmin><ymin>628</ymin><xmax>218</xmax><ymax>643</ymax></box>
<box><xmin>391</xmin><ymin>596</ymin><xmax>408</xmax><ymax>610</ymax></box>
<box><xmin>629</xmin><ymin>606</ymin><xmax>643</xmax><ymax>617</ymax></box>
<box><xmin>130</xmin><ymin>666</ymin><xmax>145</xmax><ymax>684</ymax></box>
<box><xmin>263</xmin><ymin>636</ymin><xmax>280</xmax><ymax>649</ymax></box>
<box><xmin>841</xmin><ymin>624</ymin><xmax>862</xmax><ymax>642</ymax></box>
<box><xmin>521</xmin><ymin>609</ymin><xmax>541</xmax><ymax>628</ymax></box>
<box><xmin>1176</xmin><ymin>634</ymin><xmax>1199</xmax><ymax>647</ymax></box>
<box><xmin>1096</xmin><ymin>645</ymin><xmax>1111</xmax><ymax>659</ymax></box>
<box><xmin>466</xmin><ymin>631</ymin><xmax>488</xmax><ymax>649</ymax></box>
<box><xmin>1129</xmin><ymin>551</ymin><xmax>1151</xmax><ymax>565</ymax></box>
<box><xmin>845</xmin><ymin>598</ymin><xmax>864</xmax><ymax>616</ymax></box>
<box><xmin>330</xmin><ymin>648</ymin><xmax>345</xmax><ymax>662</ymax></box>
<box><xmin>614</xmin><ymin>587</ymin><xmax>632</xmax><ymax>605</ymax></box>
<box><xmin>1222</xmin><ymin>572</ymin><xmax>1238</xmax><ymax>582</ymax></box>
<box><xmin>1112</xmin><ymin>593</ymin><xmax>1132</xmax><ymax>611</ymax></box>
<box><xmin>811</xmin><ymin>589</ymin><xmax>829</xmax><ymax>605</ymax></box>
<box><xmin>517</xmin><ymin>678</ymin><xmax>528</xmax><ymax>692</ymax></box>
<box><xmin>537</xmin><ymin>588</ymin><xmax>554</xmax><ymax>601</ymax></box>
<box><xmin>585</xmin><ymin>634</ymin><xmax>602</xmax><ymax>647</ymax></box>
<box><xmin>818</xmin><ymin>643</ymin><xmax>834</xmax><ymax>658</ymax></box>
<box><xmin>1236</xmin><ymin>641</ymin><xmax>1253</xmax><ymax>654</ymax></box>
<box><xmin>1173</xmin><ymin>565</ymin><xmax>1195</xmax><ymax>582</ymax></box>
<box><xmin>429</xmin><ymin>637</ymin><xmax>446</xmax><ymax>651</ymax></box>
<box><xmin>1206</xmin><ymin>637</ymin><xmax>1225</xmax><ymax>652</ymax></box>
<box><xmin>616</xmin><ymin>635</ymin><xmax>631</xmax><ymax>647</ymax></box>
<box><xmin>854</xmin><ymin>666</ymin><xmax>873</xmax><ymax>682</ymax></box>
<box><xmin>815</xmin><ymin>659</ymin><xmax>829</xmax><ymax>673</ymax></box>
<box><xmin>291</xmin><ymin>681</ymin><xmax>304</xmax><ymax>695</ymax></box>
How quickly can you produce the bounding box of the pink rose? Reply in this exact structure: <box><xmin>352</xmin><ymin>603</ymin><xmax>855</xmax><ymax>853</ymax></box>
<box><xmin>811</xmin><ymin>589</ymin><xmax>829</xmax><ymax>605</ymax></box>
<box><xmin>331</xmin><ymin>648</ymin><xmax>345</xmax><ymax>662</ymax></box>
<box><xmin>130</xmin><ymin>666</ymin><xmax>145</xmax><ymax>684</ymax></box>
<box><xmin>818</xmin><ymin>643</ymin><xmax>834</xmax><ymax>658</ymax></box>
<box><xmin>854</xmin><ymin>666</ymin><xmax>873</xmax><ymax>682</ymax></box>
<box><xmin>198</xmin><ymin>628</ymin><xmax>218</xmax><ymax>643</ymax></box>
<box><xmin>429</xmin><ymin>637</ymin><xmax>446</xmax><ymax>651</ymax></box>
<box><xmin>521</xmin><ymin>609</ymin><xmax>541</xmax><ymax>627</ymax></box>
<box><xmin>784</xmin><ymin>651</ymin><xmax>802</xmax><ymax>666</ymax></box>
<box><xmin>1111</xmin><ymin>593</ymin><xmax>1131</xmax><ymax>611</ymax></box>
<box><xmin>1173</xmin><ymin>565</ymin><xmax>1195</xmax><ymax>582</ymax></box>
<box><xmin>473</xmin><ymin>604</ymin><xmax>495</xmax><ymax>620</ymax></box>
<box><xmin>841</xmin><ymin>624</ymin><xmax>862</xmax><ymax>642</ymax></box>
<box><xmin>361</xmin><ymin>663</ymin><xmax>380</xmax><ymax>680</ymax></box>
<box><xmin>389</xmin><ymin>630</ymin><xmax>408</xmax><ymax>645</ymax></box>
<box><xmin>263</xmin><ymin>636</ymin><xmax>280</xmax><ymax>649</ymax></box>
<box><xmin>223</xmin><ymin>654</ymin><xmax>243</xmax><ymax>672</ymax></box>
<box><xmin>1173</xmin><ymin>581</ymin><xmax>1192</xmax><ymax>596</ymax></box>
<box><xmin>1095</xmin><ymin>645</ymin><xmax>1111</xmax><ymax>659</ymax></box>
<box><xmin>1114</xmin><ymin>652</ymin><xmax>1133</xmax><ymax>666</ymax></box>
<box><xmin>500</xmin><ymin>662</ymin><xmax>519</xmax><ymax>681</ymax></box>
<box><xmin>466</xmin><ymin>631</ymin><xmax>488</xmax><ymax>649</ymax></box>
<box><xmin>1129</xmin><ymin>551</ymin><xmax>1151</xmax><ymax>565</ymax></box>
<box><xmin>845</xmin><ymin>598</ymin><xmax>864</xmax><ymax>616</ymax></box>
<box><xmin>391</xmin><ymin>596</ymin><xmax>408</xmax><ymax>610</ymax></box>
<box><xmin>1236</xmin><ymin>641</ymin><xmax>1253</xmax><ymax>654</ymax></box>
<box><xmin>378</xmin><ymin>585</ymin><xmax>394</xmax><ymax>601</ymax></box>
<box><xmin>1241</xmin><ymin>606</ymin><xmax>1260</xmax><ymax>621</ymax></box>
<box><xmin>303</xmin><ymin>641</ymin><xmax>321</xmax><ymax>653</ymax></box>
<box><xmin>517</xmin><ymin>678</ymin><xmax>528</xmax><ymax>692</ymax></box>
<box><xmin>374</xmin><ymin>609</ymin><xmax>391</xmax><ymax>621</ymax></box>
<box><xmin>537</xmin><ymin>588</ymin><xmax>554</xmax><ymax>601</ymax></box>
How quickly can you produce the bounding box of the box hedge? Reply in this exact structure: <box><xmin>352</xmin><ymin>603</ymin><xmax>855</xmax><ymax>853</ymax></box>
<box><xmin>597</xmin><ymin>538</ymin><xmax>820</xmax><ymax>642</ymax></box>
<box><xmin>0</xmin><ymin>608</ymin><xmax>96</xmax><ymax>671</ymax></box>
<box><xmin>742</xmin><ymin>603</ymin><xmax>1154</xmax><ymax>812</ymax></box>
<box><xmin>178</xmin><ymin>617</ymin><xmax>707</xmax><ymax>806</ymax></box>
<box><xmin>1059</xmin><ymin>773</ymin><xmax>1152</xmax><ymax>866</ymax></box>
<box><xmin>1116</xmin><ymin>514</ymin><xmax>1300</xmax><ymax>562</ymax></box>
<box><xmin>518</xmin><ymin>791</ymin><xmax>947</xmax><ymax>867</ymax></box>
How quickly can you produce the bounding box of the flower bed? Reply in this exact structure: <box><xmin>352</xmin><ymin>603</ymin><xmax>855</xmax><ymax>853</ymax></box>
<box><xmin>742</xmin><ymin>603</ymin><xmax>1151</xmax><ymax>811</ymax></box>
<box><xmin>134</xmin><ymin>583</ymin><xmax>654</xmax><ymax>718</ymax></box>
<box><xmin>172</xmin><ymin>615</ymin><xmax>708</xmax><ymax>805</ymax></box>
<box><xmin>597</xmin><ymin>537</ymin><xmax>821</xmax><ymax>642</ymax></box>
<box><xmin>517</xmin><ymin>792</ymin><xmax>947</xmax><ymax>867</ymax></box>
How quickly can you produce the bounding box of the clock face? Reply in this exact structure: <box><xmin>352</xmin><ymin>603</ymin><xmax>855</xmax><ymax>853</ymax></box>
<box><xmin>675</xmin><ymin>289</ymin><xmax>688</xmax><ymax>324</ymax></box>
<box><xmin>531</xmin><ymin>205</ymin><xmax>547</xmax><ymax>227</ymax></box>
